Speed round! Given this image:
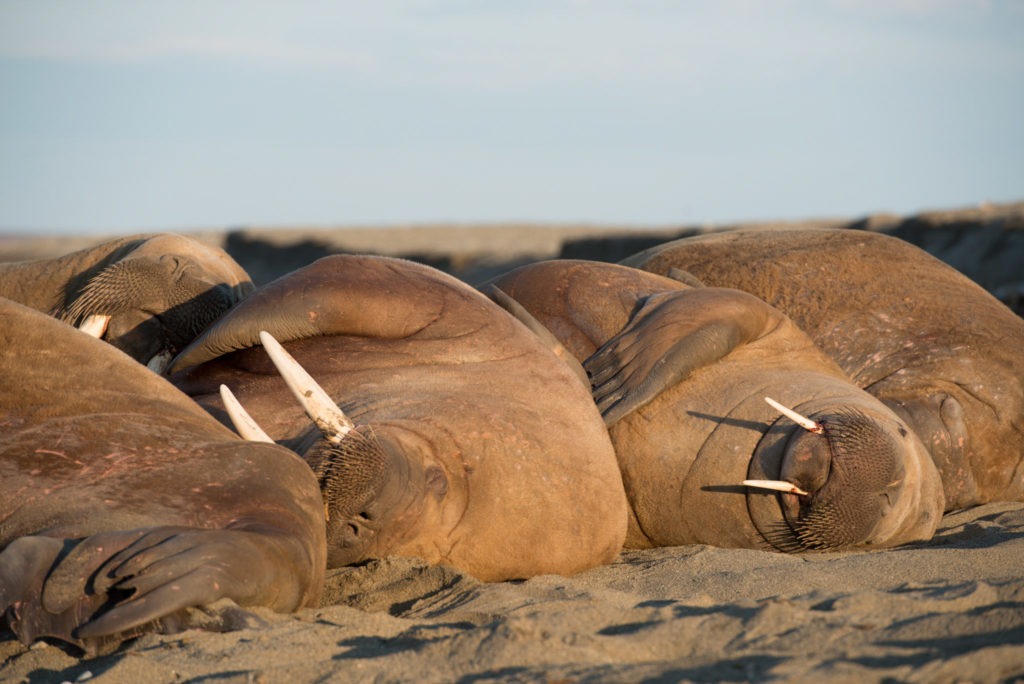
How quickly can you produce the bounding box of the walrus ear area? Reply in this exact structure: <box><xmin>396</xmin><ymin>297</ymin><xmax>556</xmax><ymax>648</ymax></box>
<box><xmin>483</xmin><ymin>284</ymin><xmax>590</xmax><ymax>389</ymax></box>
<box><xmin>585</xmin><ymin>289</ymin><xmax>773</xmax><ymax>426</ymax></box>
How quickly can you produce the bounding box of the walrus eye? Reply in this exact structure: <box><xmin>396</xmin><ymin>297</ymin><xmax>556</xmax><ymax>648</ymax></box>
<box><xmin>259</xmin><ymin>330</ymin><xmax>356</xmax><ymax>443</ymax></box>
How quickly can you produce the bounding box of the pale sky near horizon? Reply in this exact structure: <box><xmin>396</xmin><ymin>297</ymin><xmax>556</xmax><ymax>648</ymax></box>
<box><xmin>1</xmin><ymin>0</ymin><xmax>1022</xmax><ymax>235</ymax></box>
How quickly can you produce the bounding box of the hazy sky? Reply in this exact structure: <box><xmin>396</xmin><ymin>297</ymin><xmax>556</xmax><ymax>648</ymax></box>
<box><xmin>1</xmin><ymin>0</ymin><xmax>1022</xmax><ymax>234</ymax></box>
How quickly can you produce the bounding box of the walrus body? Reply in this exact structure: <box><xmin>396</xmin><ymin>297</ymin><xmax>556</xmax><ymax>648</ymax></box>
<box><xmin>488</xmin><ymin>260</ymin><xmax>944</xmax><ymax>552</ymax></box>
<box><xmin>0</xmin><ymin>233</ymin><xmax>253</xmax><ymax>370</ymax></box>
<box><xmin>169</xmin><ymin>255</ymin><xmax>628</xmax><ymax>581</ymax></box>
<box><xmin>623</xmin><ymin>229</ymin><xmax>1024</xmax><ymax>509</ymax></box>
<box><xmin>0</xmin><ymin>298</ymin><xmax>326</xmax><ymax>655</ymax></box>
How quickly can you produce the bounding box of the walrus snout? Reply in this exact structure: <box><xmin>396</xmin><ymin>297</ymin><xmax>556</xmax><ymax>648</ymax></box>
<box><xmin>60</xmin><ymin>253</ymin><xmax>241</xmax><ymax>372</ymax></box>
<box><xmin>749</xmin><ymin>401</ymin><xmax>917</xmax><ymax>548</ymax></box>
<box><xmin>775</xmin><ymin>405</ymin><xmax>914</xmax><ymax>551</ymax></box>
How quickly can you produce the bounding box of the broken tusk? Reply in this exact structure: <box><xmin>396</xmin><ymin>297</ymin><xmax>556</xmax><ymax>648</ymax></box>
<box><xmin>220</xmin><ymin>384</ymin><xmax>275</xmax><ymax>443</ymax></box>
<box><xmin>146</xmin><ymin>349</ymin><xmax>174</xmax><ymax>374</ymax></box>
<box><xmin>765</xmin><ymin>396</ymin><xmax>824</xmax><ymax>434</ymax></box>
<box><xmin>742</xmin><ymin>479</ymin><xmax>810</xmax><ymax>497</ymax></box>
<box><xmin>259</xmin><ymin>330</ymin><xmax>356</xmax><ymax>443</ymax></box>
<box><xmin>78</xmin><ymin>314</ymin><xmax>111</xmax><ymax>338</ymax></box>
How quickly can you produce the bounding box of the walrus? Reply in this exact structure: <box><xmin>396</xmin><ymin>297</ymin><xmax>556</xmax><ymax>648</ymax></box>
<box><xmin>622</xmin><ymin>229</ymin><xmax>1024</xmax><ymax>510</ymax></box>
<box><xmin>487</xmin><ymin>260</ymin><xmax>944</xmax><ymax>552</ymax></box>
<box><xmin>0</xmin><ymin>297</ymin><xmax>326</xmax><ymax>655</ymax></box>
<box><xmin>167</xmin><ymin>254</ymin><xmax>628</xmax><ymax>581</ymax></box>
<box><xmin>0</xmin><ymin>233</ymin><xmax>253</xmax><ymax>371</ymax></box>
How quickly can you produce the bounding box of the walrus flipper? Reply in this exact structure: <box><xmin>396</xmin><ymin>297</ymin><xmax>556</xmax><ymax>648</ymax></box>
<box><xmin>485</xmin><ymin>285</ymin><xmax>590</xmax><ymax>389</ymax></box>
<box><xmin>586</xmin><ymin>288</ymin><xmax>776</xmax><ymax>426</ymax></box>
<box><xmin>3</xmin><ymin>525</ymin><xmax>311</xmax><ymax>655</ymax></box>
<box><xmin>0</xmin><ymin>535</ymin><xmax>146</xmax><ymax>656</ymax></box>
<box><xmin>68</xmin><ymin>525</ymin><xmax>305</xmax><ymax>640</ymax></box>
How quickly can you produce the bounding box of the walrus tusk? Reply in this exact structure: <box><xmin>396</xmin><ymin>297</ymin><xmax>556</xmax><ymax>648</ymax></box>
<box><xmin>765</xmin><ymin>396</ymin><xmax>824</xmax><ymax>434</ymax></box>
<box><xmin>259</xmin><ymin>330</ymin><xmax>356</xmax><ymax>443</ymax></box>
<box><xmin>147</xmin><ymin>349</ymin><xmax>174</xmax><ymax>374</ymax></box>
<box><xmin>220</xmin><ymin>384</ymin><xmax>275</xmax><ymax>443</ymax></box>
<box><xmin>78</xmin><ymin>314</ymin><xmax>111</xmax><ymax>338</ymax></box>
<box><xmin>742</xmin><ymin>479</ymin><xmax>810</xmax><ymax>497</ymax></box>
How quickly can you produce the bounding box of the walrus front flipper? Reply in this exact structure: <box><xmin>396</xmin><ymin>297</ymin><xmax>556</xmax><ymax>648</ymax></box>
<box><xmin>68</xmin><ymin>525</ymin><xmax>307</xmax><ymax>641</ymax></box>
<box><xmin>485</xmin><ymin>285</ymin><xmax>590</xmax><ymax>389</ymax></box>
<box><xmin>0</xmin><ymin>535</ymin><xmax>138</xmax><ymax>656</ymax></box>
<box><xmin>1</xmin><ymin>525</ymin><xmax>313</xmax><ymax>653</ymax></box>
<box><xmin>586</xmin><ymin>288</ymin><xmax>779</xmax><ymax>425</ymax></box>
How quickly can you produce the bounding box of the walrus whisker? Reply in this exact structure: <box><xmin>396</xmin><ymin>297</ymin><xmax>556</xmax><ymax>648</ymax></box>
<box><xmin>78</xmin><ymin>314</ymin><xmax>111</xmax><ymax>338</ymax></box>
<box><xmin>219</xmin><ymin>384</ymin><xmax>275</xmax><ymax>443</ymax></box>
<box><xmin>741</xmin><ymin>479</ymin><xmax>810</xmax><ymax>497</ymax></box>
<box><xmin>764</xmin><ymin>396</ymin><xmax>824</xmax><ymax>434</ymax></box>
<box><xmin>259</xmin><ymin>330</ymin><xmax>356</xmax><ymax>443</ymax></box>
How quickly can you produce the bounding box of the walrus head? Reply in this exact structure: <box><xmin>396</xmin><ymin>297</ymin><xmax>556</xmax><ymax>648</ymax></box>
<box><xmin>745</xmin><ymin>396</ymin><xmax>945</xmax><ymax>552</ymax></box>
<box><xmin>219</xmin><ymin>331</ymin><xmax>448</xmax><ymax>567</ymax></box>
<box><xmin>55</xmin><ymin>235</ymin><xmax>253</xmax><ymax>373</ymax></box>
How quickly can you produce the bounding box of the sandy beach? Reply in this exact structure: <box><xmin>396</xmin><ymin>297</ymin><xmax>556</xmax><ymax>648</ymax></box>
<box><xmin>1</xmin><ymin>502</ymin><xmax>1022</xmax><ymax>682</ymax></box>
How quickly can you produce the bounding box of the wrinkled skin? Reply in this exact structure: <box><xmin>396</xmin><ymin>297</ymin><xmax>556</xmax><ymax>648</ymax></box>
<box><xmin>0</xmin><ymin>233</ymin><xmax>253</xmax><ymax>369</ymax></box>
<box><xmin>623</xmin><ymin>229</ymin><xmax>1024</xmax><ymax>510</ymax></box>
<box><xmin>488</xmin><ymin>260</ymin><xmax>944</xmax><ymax>552</ymax></box>
<box><xmin>0</xmin><ymin>298</ymin><xmax>326</xmax><ymax>656</ymax></box>
<box><xmin>168</xmin><ymin>255</ymin><xmax>628</xmax><ymax>582</ymax></box>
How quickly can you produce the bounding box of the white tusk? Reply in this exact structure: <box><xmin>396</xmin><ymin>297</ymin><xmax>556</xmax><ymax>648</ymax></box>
<box><xmin>220</xmin><ymin>384</ymin><xmax>275</xmax><ymax>443</ymax></box>
<box><xmin>765</xmin><ymin>396</ymin><xmax>823</xmax><ymax>434</ymax></box>
<box><xmin>742</xmin><ymin>479</ymin><xmax>810</xmax><ymax>497</ymax></box>
<box><xmin>259</xmin><ymin>330</ymin><xmax>355</xmax><ymax>443</ymax></box>
<box><xmin>146</xmin><ymin>349</ymin><xmax>174</xmax><ymax>374</ymax></box>
<box><xmin>78</xmin><ymin>314</ymin><xmax>111</xmax><ymax>338</ymax></box>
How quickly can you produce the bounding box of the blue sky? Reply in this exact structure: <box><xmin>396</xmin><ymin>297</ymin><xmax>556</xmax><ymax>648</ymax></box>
<box><xmin>1</xmin><ymin>1</ymin><xmax>1022</xmax><ymax>234</ymax></box>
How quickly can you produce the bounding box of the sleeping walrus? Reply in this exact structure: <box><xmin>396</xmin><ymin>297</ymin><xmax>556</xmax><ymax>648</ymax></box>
<box><xmin>487</xmin><ymin>260</ymin><xmax>944</xmax><ymax>552</ymax></box>
<box><xmin>622</xmin><ymin>229</ymin><xmax>1024</xmax><ymax>510</ymax></box>
<box><xmin>0</xmin><ymin>297</ymin><xmax>326</xmax><ymax>655</ymax></box>
<box><xmin>0</xmin><ymin>233</ymin><xmax>253</xmax><ymax>371</ymax></box>
<box><xmin>168</xmin><ymin>255</ymin><xmax>628</xmax><ymax>581</ymax></box>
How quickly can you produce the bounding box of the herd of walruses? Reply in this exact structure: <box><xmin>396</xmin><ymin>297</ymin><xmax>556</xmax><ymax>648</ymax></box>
<box><xmin>2</xmin><ymin>227</ymin><xmax>1021</xmax><ymax>655</ymax></box>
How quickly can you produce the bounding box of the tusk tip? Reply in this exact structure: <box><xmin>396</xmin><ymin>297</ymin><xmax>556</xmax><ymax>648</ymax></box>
<box><xmin>742</xmin><ymin>479</ymin><xmax>810</xmax><ymax>497</ymax></box>
<box><xmin>764</xmin><ymin>396</ymin><xmax>824</xmax><ymax>434</ymax></box>
<box><xmin>219</xmin><ymin>384</ymin><xmax>275</xmax><ymax>443</ymax></box>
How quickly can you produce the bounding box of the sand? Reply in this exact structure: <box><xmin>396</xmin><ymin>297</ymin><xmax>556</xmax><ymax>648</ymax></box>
<box><xmin>3</xmin><ymin>501</ymin><xmax>1023</xmax><ymax>683</ymax></box>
